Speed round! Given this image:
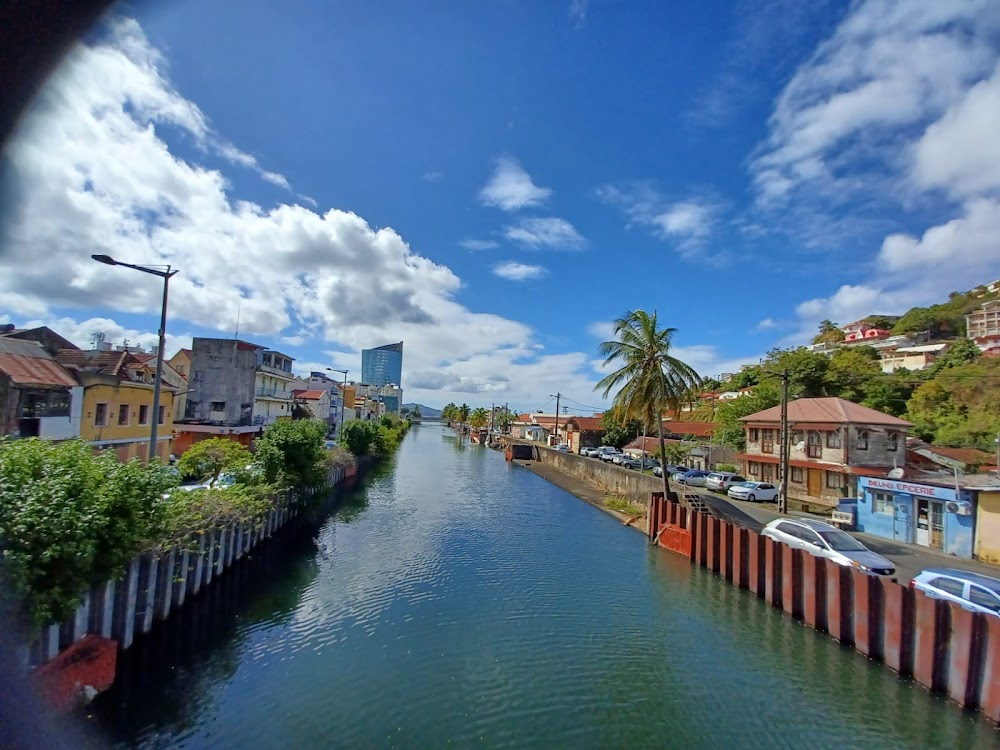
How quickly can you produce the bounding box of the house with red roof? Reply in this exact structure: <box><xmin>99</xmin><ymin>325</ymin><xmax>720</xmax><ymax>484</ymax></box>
<box><xmin>292</xmin><ymin>389</ymin><xmax>331</xmax><ymax>421</ymax></box>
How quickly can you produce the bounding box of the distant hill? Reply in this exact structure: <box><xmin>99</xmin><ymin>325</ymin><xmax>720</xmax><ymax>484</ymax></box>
<box><xmin>403</xmin><ymin>403</ymin><xmax>441</xmax><ymax>418</ymax></box>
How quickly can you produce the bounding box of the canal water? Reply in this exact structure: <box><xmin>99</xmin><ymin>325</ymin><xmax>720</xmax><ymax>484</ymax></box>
<box><xmin>92</xmin><ymin>423</ymin><xmax>998</xmax><ymax>748</ymax></box>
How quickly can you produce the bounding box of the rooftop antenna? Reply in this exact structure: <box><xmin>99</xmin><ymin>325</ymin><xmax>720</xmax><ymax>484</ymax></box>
<box><xmin>234</xmin><ymin>300</ymin><xmax>241</xmax><ymax>340</ymax></box>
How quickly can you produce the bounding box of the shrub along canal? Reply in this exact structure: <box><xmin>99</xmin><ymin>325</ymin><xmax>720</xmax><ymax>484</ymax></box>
<box><xmin>92</xmin><ymin>423</ymin><xmax>998</xmax><ymax>748</ymax></box>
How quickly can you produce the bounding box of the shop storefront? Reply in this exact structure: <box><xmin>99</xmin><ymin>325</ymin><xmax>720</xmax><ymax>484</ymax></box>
<box><xmin>856</xmin><ymin>476</ymin><xmax>975</xmax><ymax>558</ymax></box>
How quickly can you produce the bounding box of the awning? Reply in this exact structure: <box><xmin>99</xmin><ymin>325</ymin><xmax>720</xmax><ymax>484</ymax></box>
<box><xmin>735</xmin><ymin>454</ymin><xmax>891</xmax><ymax>477</ymax></box>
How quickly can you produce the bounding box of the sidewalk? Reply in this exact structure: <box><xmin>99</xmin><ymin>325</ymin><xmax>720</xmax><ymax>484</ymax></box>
<box><xmin>702</xmin><ymin>492</ymin><xmax>1000</xmax><ymax>585</ymax></box>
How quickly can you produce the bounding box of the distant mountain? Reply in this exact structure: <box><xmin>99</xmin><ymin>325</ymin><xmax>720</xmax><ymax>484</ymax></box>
<box><xmin>403</xmin><ymin>403</ymin><xmax>441</xmax><ymax>418</ymax></box>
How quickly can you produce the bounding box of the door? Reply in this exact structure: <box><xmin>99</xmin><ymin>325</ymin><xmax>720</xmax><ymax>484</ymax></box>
<box><xmin>893</xmin><ymin>497</ymin><xmax>911</xmax><ymax>543</ymax></box>
<box><xmin>807</xmin><ymin>469</ymin><xmax>821</xmax><ymax>498</ymax></box>
<box><xmin>929</xmin><ymin>501</ymin><xmax>945</xmax><ymax>551</ymax></box>
<box><xmin>916</xmin><ymin>499</ymin><xmax>931</xmax><ymax>547</ymax></box>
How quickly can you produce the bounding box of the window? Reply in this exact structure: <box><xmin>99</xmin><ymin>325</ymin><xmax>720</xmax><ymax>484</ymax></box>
<box><xmin>856</xmin><ymin>430</ymin><xmax>869</xmax><ymax>450</ymax></box>
<box><xmin>791</xmin><ymin>467</ymin><xmax>804</xmax><ymax>483</ymax></box>
<box><xmin>929</xmin><ymin>577</ymin><xmax>966</xmax><ymax>598</ymax></box>
<box><xmin>887</xmin><ymin>432</ymin><xmax>898</xmax><ymax>451</ymax></box>
<box><xmin>210</xmin><ymin>401</ymin><xmax>226</xmax><ymax>412</ymax></box>
<box><xmin>817</xmin><ymin>530</ymin><xmax>866</xmax><ymax>552</ymax></box>
<box><xmin>791</xmin><ymin>430</ymin><xmax>803</xmax><ymax>445</ymax></box>
<box><xmin>749</xmin><ymin>428</ymin><xmax>759</xmax><ymax>442</ymax></box>
<box><xmin>761</xmin><ymin>429</ymin><xmax>774</xmax><ymax>453</ymax></box>
<box><xmin>138</xmin><ymin>405</ymin><xmax>150</xmax><ymax>425</ymax></box>
<box><xmin>825</xmin><ymin>471</ymin><xmax>843</xmax><ymax>489</ymax></box>
<box><xmin>798</xmin><ymin>527</ymin><xmax>824</xmax><ymax>548</ymax></box>
<box><xmin>158</xmin><ymin>405</ymin><xmax>166</xmax><ymax>424</ymax></box>
<box><xmin>95</xmin><ymin>403</ymin><xmax>108</xmax><ymax>426</ymax></box>
<box><xmin>872</xmin><ymin>491</ymin><xmax>894</xmax><ymax>514</ymax></box>
<box><xmin>807</xmin><ymin>431</ymin><xmax>822</xmax><ymax>458</ymax></box>
<box><xmin>826</xmin><ymin>430</ymin><xmax>842</xmax><ymax>448</ymax></box>
<box><xmin>748</xmin><ymin>462</ymin><xmax>759</xmax><ymax>476</ymax></box>
<box><xmin>968</xmin><ymin>586</ymin><xmax>1000</xmax><ymax>613</ymax></box>
<box><xmin>117</xmin><ymin>404</ymin><xmax>130</xmax><ymax>426</ymax></box>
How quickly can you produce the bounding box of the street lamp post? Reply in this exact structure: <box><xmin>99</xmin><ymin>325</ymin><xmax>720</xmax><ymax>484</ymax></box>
<box><xmin>92</xmin><ymin>254</ymin><xmax>178</xmax><ymax>463</ymax></box>
<box><xmin>327</xmin><ymin>368</ymin><xmax>348</xmax><ymax>436</ymax></box>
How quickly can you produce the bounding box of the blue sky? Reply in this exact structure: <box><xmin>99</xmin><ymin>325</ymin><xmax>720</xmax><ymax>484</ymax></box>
<box><xmin>2</xmin><ymin>0</ymin><xmax>999</xmax><ymax>411</ymax></box>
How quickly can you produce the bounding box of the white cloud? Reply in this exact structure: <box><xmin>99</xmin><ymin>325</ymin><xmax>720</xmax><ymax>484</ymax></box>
<box><xmin>422</xmin><ymin>170</ymin><xmax>443</xmax><ymax>183</ymax></box>
<box><xmin>0</xmin><ymin>17</ymin><xmax>607</xmax><ymax>411</ymax></box>
<box><xmin>586</xmin><ymin>321</ymin><xmax>615</xmax><ymax>339</ymax></box>
<box><xmin>1</xmin><ymin>315</ymin><xmax>194</xmax><ymax>356</ymax></box>
<box><xmin>912</xmin><ymin>62</ymin><xmax>1000</xmax><ymax>199</ymax></box>
<box><xmin>492</xmin><ymin>261</ymin><xmax>548</xmax><ymax>281</ymax></box>
<box><xmin>568</xmin><ymin>0</ymin><xmax>588</xmax><ymax>29</ymax></box>
<box><xmin>459</xmin><ymin>239</ymin><xmax>499</xmax><ymax>250</ymax></box>
<box><xmin>504</xmin><ymin>217</ymin><xmax>585</xmax><ymax>249</ymax></box>
<box><xmin>479</xmin><ymin>156</ymin><xmax>551</xmax><ymax>211</ymax></box>
<box><xmin>596</xmin><ymin>182</ymin><xmax>718</xmax><ymax>257</ymax></box>
<box><xmin>750</xmin><ymin>0</ymin><xmax>1000</xmax><ymax>204</ymax></box>
<box><xmin>754</xmin><ymin>318</ymin><xmax>779</xmax><ymax>332</ymax></box>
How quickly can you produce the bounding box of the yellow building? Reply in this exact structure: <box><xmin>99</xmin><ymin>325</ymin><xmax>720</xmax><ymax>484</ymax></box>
<box><xmin>974</xmin><ymin>491</ymin><xmax>1000</xmax><ymax>565</ymax></box>
<box><xmin>56</xmin><ymin>349</ymin><xmax>175</xmax><ymax>462</ymax></box>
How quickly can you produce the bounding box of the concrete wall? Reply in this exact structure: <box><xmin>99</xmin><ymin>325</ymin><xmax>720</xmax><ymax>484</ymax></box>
<box><xmin>186</xmin><ymin>338</ymin><xmax>257</xmax><ymax>424</ymax></box>
<box><xmin>649</xmin><ymin>494</ymin><xmax>1000</xmax><ymax>726</ymax></box>
<box><xmin>529</xmin><ymin>443</ymin><xmax>663</xmax><ymax>501</ymax></box>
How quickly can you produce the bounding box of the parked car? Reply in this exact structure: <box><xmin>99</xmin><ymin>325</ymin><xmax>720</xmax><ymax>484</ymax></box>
<box><xmin>611</xmin><ymin>452</ymin><xmax>631</xmax><ymax>465</ymax></box>
<box><xmin>600</xmin><ymin>449</ymin><xmax>624</xmax><ymax>463</ymax></box>
<box><xmin>623</xmin><ymin>457</ymin><xmax>660</xmax><ymax>471</ymax></box>
<box><xmin>910</xmin><ymin>568</ymin><xmax>1000</xmax><ymax>617</ymax></box>
<box><xmin>593</xmin><ymin>446</ymin><xmax>619</xmax><ymax>461</ymax></box>
<box><xmin>727</xmin><ymin>481</ymin><xmax>779</xmax><ymax>502</ymax></box>
<box><xmin>580</xmin><ymin>446</ymin><xmax>598</xmax><ymax>457</ymax></box>
<box><xmin>675</xmin><ymin>470</ymin><xmax>708</xmax><ymax>486</ymax></box>
<box><xmin>761</xmin><ymin>519</ymin><xmax>896</xmax><ymax>578</ymax></box>
<box><xmin>552</xmin><ymin>443</ymin><xmax>569</xmax><ymax>452</ymax></box>
<box><xmin>705</xmin><ymin>472</ymin><xmax>746</xmax><ymax>492</ymax></box>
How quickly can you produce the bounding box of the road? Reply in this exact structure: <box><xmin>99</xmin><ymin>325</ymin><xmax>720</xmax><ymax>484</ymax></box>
<box><xmin>695</xmin><ymin>490</ymin><xmax>1000</xmax><ymax>585</ymax></box>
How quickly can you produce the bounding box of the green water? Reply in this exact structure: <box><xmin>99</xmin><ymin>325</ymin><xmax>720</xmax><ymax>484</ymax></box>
<box><xmin>93</xmin><ymin>423</ymin><xmax>998</xmax><ymax>748</ymax></box>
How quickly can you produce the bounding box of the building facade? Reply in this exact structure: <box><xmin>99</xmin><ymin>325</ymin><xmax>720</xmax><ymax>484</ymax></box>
<box><xmin>738</xmin><ymin>397</ymin><xmax>912</xmax><ymax>511</ymax></box>
<box><xmin>0</xmin><ymin>337</ymin><xmax>78</xmax><ymax>440</ymax></box>
<box><xmin>292</xmin><ymin>389</ymin><xmax>331</xmax><ymax>421</ymax></box>
<box><xmin>361</xmin><ymin>341</ymin><xmax>403</xmax><ymax>388</ymax></box>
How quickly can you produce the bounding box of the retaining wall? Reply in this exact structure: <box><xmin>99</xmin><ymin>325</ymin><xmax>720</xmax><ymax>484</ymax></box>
<box><xmin>647</xmin><ymin>493</ymin><xmax>1000</xmax><ymax>725</ymax></box>
<box><xmin>525</xmin><ymin>443</ymin><xmax>664</xmax><ymax>502</ymax></box>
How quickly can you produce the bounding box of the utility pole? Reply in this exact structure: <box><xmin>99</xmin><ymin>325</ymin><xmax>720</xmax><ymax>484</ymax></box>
<box><xmin>779</xmin><ymin>369</ymin><xmax>790</xmax><ymax>515</ymax></box>
<box><xmin>550</xmin><ymin>392</ymin><xmax>561</xmax><ymax>447</ymax></box>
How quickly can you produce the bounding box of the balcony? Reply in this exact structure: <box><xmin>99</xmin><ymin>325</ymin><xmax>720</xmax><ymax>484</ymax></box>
<box><xmin>255</xmin><ymin>386</ymin><xmax>291</xmax><ymax>400</ymax></box>
<box><xmin>257</xmin><ymin>362</ymin><xmax>296</xmax><ymax>379</ymax></box>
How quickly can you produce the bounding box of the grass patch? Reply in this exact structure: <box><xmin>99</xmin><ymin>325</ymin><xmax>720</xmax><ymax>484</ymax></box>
<box><xmin>605</xmin><ymin>495</ymin><xmax>647</xmax><ymax>516</ymax></box>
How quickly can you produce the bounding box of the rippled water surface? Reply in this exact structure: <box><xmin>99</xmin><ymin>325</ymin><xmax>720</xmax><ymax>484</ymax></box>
<box><xmin>94</xmin><ymin>424</ymin><xmax>998</xmax><ymax>748</ymax></box>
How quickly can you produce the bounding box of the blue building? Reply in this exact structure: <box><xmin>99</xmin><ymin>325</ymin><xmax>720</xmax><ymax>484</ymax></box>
<box><xmin>853</xmin><ymin>475</ymin><xmax>975</xmax><ymax>558</ymax></box>
<box><xmin>361</xmin><ymin>341</ymin><xmax>403</xmax><ymax>388</ymax></box>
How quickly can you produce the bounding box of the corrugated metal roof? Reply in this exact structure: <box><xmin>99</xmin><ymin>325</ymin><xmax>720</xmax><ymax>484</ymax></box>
<box><xmin>740</xmin><ymin>397</ymin><xmax>912</xmax><ymax>427</ymax></box>
<box><xmin>0</xmin><ymin>352</ymin><xmax>77</xmax><ymax>387</ymax></box>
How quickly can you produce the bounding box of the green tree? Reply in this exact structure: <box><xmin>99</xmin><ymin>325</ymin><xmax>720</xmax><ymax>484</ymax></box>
<box><xmin>827</xmin><ymin>346</ymin><xmax>881</xmax><ymax>401</ymax></box>
<box><xmin>441</xmin><ymin>403</ymin><xmax>458</xmax><ymax>422</ymax></box>
<box><xmin>177</xmin><ymin>438</ymin><xmax>252</xmax><ymax>484</ymax></box>
<box><xmin>662</xmin><ymin>442</ymin><xmax>691</xmax><ymax>466</ymax></box>
<box><xmin>812</xmin><ymin>320</ymin><xmax>845</xmax><ymax>345</ymax></box>
<box><xmin>458</xmin><ymin>403</ymin><xmax>471</xmax><ymax>423</ymax></box>
<box><xmin>600</xmin><ymin>410</ymin><xmax>640</xmax><ymax>448</ymax></box>
<box><xmin>762</xmin><ymin>347</ymin><xmax>832</xmax><ymax>398</ymax></box>
<box><xmin>860</xmin><ymin>377</ymin><xmax>912</xmax><ymax>417</ymax></box>
<box><xmin>339</xmin><ymin>419</ymin><xmax>379</xmax><ymax>456</ymax></box>
<box><xmin>411</xmin><ymin>405</ymin><xmax>422</xmax><ymax>418</ymax></box>
<box><xmin>714</xmin><ymin>382</ymin><xmax>781</xmax><ymax>451</ymax></box>
<box><xmin>932</xmin><ymin>337</ymin><xmax>981</xmax><ymax>372</ymax></box>
<box><xmin>468</xmin><ymin>407</ymin><xmax>490</xmax><ymax>430</ymax></box>
<box><xmin>255</xmin><ymin>419</ymin><xmax>328</xmax><ymax>487</ymax></box>
<box><xmin>595</xmin><ymin>309</ymin><xmax>701</xmax><ymax>499</ymax></box>
<box><xmin>495</xmin><ymin>411</ymin><xmax>515</xmax><ymax>433</ymax></box>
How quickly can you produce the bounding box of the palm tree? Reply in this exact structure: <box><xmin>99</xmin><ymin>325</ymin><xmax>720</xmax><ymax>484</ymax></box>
<box><xmin>469</xmin><ymin>407</ymin><xmax>489</xmax><ymax>430</ymax></box>
<box><xmin>495</xmin><ymin>410</ymin><xmax>515</xmax><ymax>434</ymax></box>
<box><xmin>441</xmin><ymin>403</ymin><xmax>458</xmax><ymax>423</ymax></box>
<box><xmin>411</xmin><ymin>405</ymin><xmax>422</xmax><ymax>418</ymax></box>
<box><xmin>595</xmin><ymin>310</ymin><xmax>701</xmax><ymax>501</ymax></box>
<box><xmin>812</xmin><ymin>319</ymin><xmax>844</xmax><ymax>345</ymax></box>
<box><xmin>458</xmin><ymin>403</ymin><xmax>471</xmax><ymax>423</ymax></box>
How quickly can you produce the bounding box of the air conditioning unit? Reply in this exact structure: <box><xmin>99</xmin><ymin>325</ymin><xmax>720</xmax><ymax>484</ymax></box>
<box><xmin>945</xmin><ymin>501</ymin><xmax>972</xmax><ymax>516</ymax></box>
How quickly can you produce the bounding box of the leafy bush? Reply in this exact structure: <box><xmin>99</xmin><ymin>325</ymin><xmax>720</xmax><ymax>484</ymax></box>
<box><xmin>157</xmin><ymin>485</ymin><xmax>274</xmax><ymax>550</ymax></box>
<box><xmin>254</xmin><ymin>419</ymin><xmax>328</xmax><ymax>487</ymax></box>
<box><xmin>715</xmin><ymin>463</ymin><xmax>738</xmax><ymax>473</ymax></box>
<box><xmin>339</xmin><ymin>419</ymin><xmax>379</xmax><ymax>456</ymax></box>
<box><xmin>605</xmin><ymin>496</ymin><xmax>646</xmax><ymax>516</ymax></box>
<box><xmin>0</xmin><ymin>438</ymin><xmax>176</xmax><ymax>628</ymax></box>
<box><xmin>177</xmin><ymin>437</ymin><xmax>252</xmax><ymax>483</ymax></box>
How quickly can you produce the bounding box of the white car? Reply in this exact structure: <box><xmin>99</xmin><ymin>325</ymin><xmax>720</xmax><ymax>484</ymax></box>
<box><xmin>600</xmin><ymin>449</ymin><xmax>624</xmax><ymax>463</ymax></box>
<box><xmin>675</xmin><ymin>470</ymin><xmax>708</xmax><ymax>487</ymax></box>
<box><xmin>612</xmin><ymin>453</ymin><xmax>630</xmax><ymax>465</ymax></box>
<box><xmin>706</xmin><ymin>472</ymin><xmax>746</xmax><ymax>492</ymax></box>
<box><xmin>727</xmin><ymin>481</ymin><xmax>779</xmax><ymax>503</ymax></box>
<box><xmin>910</xmin><ymin>569</ymin><xmax>1000</xmax><ymax>617</ymax></box>
<box><xmin>761</xmin><ymin>519</ymin><xmax>896</xmax><ymax>578</ymax></box>
<box><xmin>580</xmin><ymin>447</ymin><xmax>597</xmax><ymax>457</ymax></box>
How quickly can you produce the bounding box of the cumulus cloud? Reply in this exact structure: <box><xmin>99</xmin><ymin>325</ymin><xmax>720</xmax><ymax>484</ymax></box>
<box><xmin>479</xmin><ymin>156</ymin><xmax>551</xmax><ymax>211</ymax></box>
<box><xmin>754</xmin><ymin>318</ymin><xmax>779</xmax><ymax>332</ymax></box>
<box><xmin>503</xmin><ymin>217</ymin><xmax>586</xmax><ymax>249</ymax></box>
<box><xmin>0</xmin><ymin>17</ymin><xmax>607</xmax><ymax>409</ymax></box>
<box><xmin>492</xmin><ymin>261</ymin><xmax>548</xmax><ymax>281</ymax></box>
<box><xmin>586</xmin><ymin>321</ymin><xmax>615</xmax><ymax>339</ymax></box>
<box><xmin>568</xmin><ymin>0</ymin><xmax>588</xmax><ymax>29</ymax></box>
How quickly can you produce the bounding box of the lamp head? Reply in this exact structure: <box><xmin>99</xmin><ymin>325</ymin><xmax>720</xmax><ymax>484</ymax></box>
<box><xmin>91</xmin><ymin>254</ymin><xmax>117</xmax><ymax>266</ymax></box>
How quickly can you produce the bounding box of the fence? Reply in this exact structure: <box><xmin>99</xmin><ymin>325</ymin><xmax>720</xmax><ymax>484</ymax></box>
<box><xmin>25</xmin><ymin>463</ymin><xmax>353</xmax><ymax>667</ymax></box>
<box><xmin>648</xmin><ymin>493</ymin><xmax>1000</xmax><ymax>725</ymax></box>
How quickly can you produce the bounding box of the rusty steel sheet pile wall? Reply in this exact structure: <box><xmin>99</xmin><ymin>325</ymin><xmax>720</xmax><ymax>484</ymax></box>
<box><xmin>647</xmin><ymin>493</ymin><xmax>1000</xmax><ymax>725</ymax></box>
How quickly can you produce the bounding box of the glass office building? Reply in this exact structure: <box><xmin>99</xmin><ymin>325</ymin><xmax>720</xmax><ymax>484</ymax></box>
<box><xmin>361</xmin><ymin>341</ymin><xmax>403</xmax><ymax>388</ymax></box>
